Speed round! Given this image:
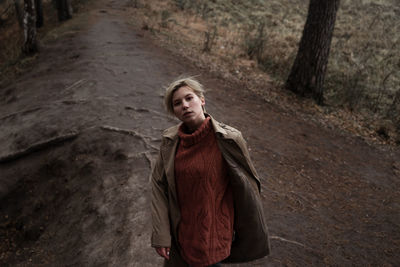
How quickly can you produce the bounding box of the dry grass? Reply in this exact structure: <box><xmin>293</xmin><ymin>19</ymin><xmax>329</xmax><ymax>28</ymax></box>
<box><xmin>126</xmin><ymin>0</ymin><xmax>400</xmax><ymax>144</ymax></box>
<box><xmin>328</xmin><ymin>1</ymin><xmax>399</xmax><ymax>111</ymax></box>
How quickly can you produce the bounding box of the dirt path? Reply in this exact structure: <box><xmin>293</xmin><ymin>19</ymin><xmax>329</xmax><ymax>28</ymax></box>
<box><xmin>1</xmin><ymin>0</ymin><xmax>399</xmax><ymax>266</ymax></box>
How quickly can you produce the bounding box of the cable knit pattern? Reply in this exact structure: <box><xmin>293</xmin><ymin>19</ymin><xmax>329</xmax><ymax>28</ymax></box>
<box><xmin>175</xmin><ymin>117</ymin><xmax>234</xmax><ymax>266</ymax></box>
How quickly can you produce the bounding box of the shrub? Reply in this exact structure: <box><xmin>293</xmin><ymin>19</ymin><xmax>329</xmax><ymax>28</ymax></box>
<box><xmin>160</xmin><ymin>10</ymin><xmax>171</xmax><ymax>28</ymax></box>
<box><xmin>244</xmin><ymin>21</ymin><xmax>266</xmax><ymax>61</ymax></box>
<box><xmin>202</xmin><ymin>25</ymin><xmax>217</xmax><ymax>53</ymax></box>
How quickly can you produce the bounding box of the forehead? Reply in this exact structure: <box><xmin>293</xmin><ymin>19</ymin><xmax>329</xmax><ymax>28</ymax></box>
<box><xmin>172</xmin><ymin>86</ymin><xmax>195</xmax><ymax>100</ymax></box>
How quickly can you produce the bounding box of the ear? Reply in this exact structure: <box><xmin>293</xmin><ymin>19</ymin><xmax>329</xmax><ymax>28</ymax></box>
<box><xmin>201</xmin><ymin>97</ymin><xmax>205</xmax><ymax>106</ymax></box>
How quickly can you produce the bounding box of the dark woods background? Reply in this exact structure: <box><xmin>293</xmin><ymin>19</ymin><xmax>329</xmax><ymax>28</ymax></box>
<box><xmin>1</xmin><ymin>0</ymin><xmax>78</xmax><ymax>53</ymax></box>
<box><xmin>0</xmin><ymin>0</ymin><xmax>86</xmax><ymax>70</ymax></box>
<box><xmin>1</xmin><ymin>0</ymin><xmax>399</xmax><ymax>144</ymax></box>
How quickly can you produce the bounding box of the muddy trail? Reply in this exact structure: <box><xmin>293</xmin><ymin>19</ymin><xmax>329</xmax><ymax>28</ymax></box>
<box><xmin>1</xmin><ymin>0</ymin><xmax>399</xmax><ymax>266</ymax></box>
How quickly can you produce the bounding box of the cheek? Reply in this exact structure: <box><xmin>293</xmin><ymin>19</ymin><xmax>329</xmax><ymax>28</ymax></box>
<box><xmin>195</xmin><ymin>99</ymin><xmax>202</xmax><ymax>108</ymax></box>
<box><xmin>173</xmin><ymin>104</ymin><xmax>183</xmax><ymax>115</ymax></box>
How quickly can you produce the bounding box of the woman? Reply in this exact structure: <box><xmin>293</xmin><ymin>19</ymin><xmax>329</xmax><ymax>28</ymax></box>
<box><xmin>151</xmin><ymin>77</ymin><xmax>270</xmax><ymax>267</ymax></box>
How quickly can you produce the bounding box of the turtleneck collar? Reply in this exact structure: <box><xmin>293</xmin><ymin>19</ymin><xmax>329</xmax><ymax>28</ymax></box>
<box><xmin>178</xmin><ymin>116</ymin><xmax>212</xmax><ymax>147</ymax></box>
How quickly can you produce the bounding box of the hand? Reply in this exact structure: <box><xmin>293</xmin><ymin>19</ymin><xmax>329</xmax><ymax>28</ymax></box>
<box><xmin>155</xmin><ymin>247</ymin><xmax>170</xmax><ymax>260</ymax></box>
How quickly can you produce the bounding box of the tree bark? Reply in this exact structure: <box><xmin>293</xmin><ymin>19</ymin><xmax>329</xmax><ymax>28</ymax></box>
<box><xmin>35</xmin><ymin>0</ymin><xmax>43</xmax><ymax>28</ymax></box>
<box><xmin>56</xmin><ymin>0</ymin><xmax>72</xmax><ymax>21</ymax></box>
<box><xmin>14</xmin><ymin>0</ymin><xmax>23</xmax><ymax>28</ymax></box>
<box><xmin>22</xmin><ymin>0</ymin><xmax>37</xmax><ymax>54</ymax></box>
<box><xmin>67</xmin><ymin>0</ymin><xmax>73</xmax><ymax>16</ymax></box>
<box><xmin>285</xmin><ymin>0</ymin><xmax>340</xmax><ymax>104</ymax></box>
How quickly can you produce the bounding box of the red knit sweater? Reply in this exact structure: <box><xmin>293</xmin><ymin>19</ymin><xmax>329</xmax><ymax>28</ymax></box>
<box><xmin>175</xmin><ymin>117</ymin><xmax>234</xmax><ymax>266</ymax></box>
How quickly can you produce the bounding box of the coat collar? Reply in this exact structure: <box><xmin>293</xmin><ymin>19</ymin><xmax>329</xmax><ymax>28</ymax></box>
<box><xmin>162</xmin><ymin>113</ymin><xmax>228</xmax><ymax>140</ymax></box>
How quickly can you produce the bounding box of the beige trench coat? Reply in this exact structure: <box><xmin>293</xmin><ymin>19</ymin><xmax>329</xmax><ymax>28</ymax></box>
<box><xmin>151</xmin><ymin>115</ymin><xmax>270</xmax><ymax>266</ymax></box>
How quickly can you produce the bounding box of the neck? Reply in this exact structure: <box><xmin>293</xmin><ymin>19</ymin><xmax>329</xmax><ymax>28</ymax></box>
<box><xmin>184</xmin><ymin>114</ymin><xmax>206</xmax><ymax>133</ymax></box>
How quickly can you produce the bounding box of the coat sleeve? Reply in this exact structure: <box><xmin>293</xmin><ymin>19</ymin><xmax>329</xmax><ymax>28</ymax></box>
<box><xmin>227</xmin><ymin>129</ymin><xmax>261</xmax><ymax>192</ymax></box>
<box><xmin>150</xmin><ymin>143</ymin><xmax>171</xmax><ymax>248</ymax></box>
<box><xmin>237</xmin><ymin>132</ymin><xmax>261</xmax><ymax>190</ymax></box>
<box><xmin>220</xmin><ymin>128</ymin><xmax>271</xmax><ymax>262</ymax></box>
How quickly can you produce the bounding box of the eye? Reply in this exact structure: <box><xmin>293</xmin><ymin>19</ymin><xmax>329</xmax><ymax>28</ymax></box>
<box><xmin>186</xmin><ymin>96</ymin><xmax>193</xmax><ymax>101</ymax></box>
<box><xmin>173</xmin><ymin>101</ymin><xmax>181</xmax><ymax>107</ymax></box>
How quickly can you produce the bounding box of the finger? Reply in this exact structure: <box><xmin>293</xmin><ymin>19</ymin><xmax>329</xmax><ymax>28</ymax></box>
<box><xmin>155</xmin><ymin>247</ymin><xmax>164</xmax><ymax>257</ymax></box>
<box><xmin>155</xmin><ymin>247</ymin><xmax>169</xmax><ymax>260</ymax></box>
<box><xmin>165</xmin><ymin>247</ymin><xmax>170</xmax><ymax>260</ymax></box>
<box><xmin>160</xmin><ymin>248</ymin><xmax>170</xmax><ymax>260</ymax></box>
<box><xmin>160</xmin><ymin>248</ymin><xmax>167</xmax><ymax>259</ymax></box>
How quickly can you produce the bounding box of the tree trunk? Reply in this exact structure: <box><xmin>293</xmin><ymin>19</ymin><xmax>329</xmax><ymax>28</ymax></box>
<box><xmin>14</xmin><ymin>0</ymin><xmax>23</xmax><ymax>28</ymax></box>
<box><xmin>35</xmin><ymin>0</ymin><xmax>43</xmax><ymax>28</ymax></box>
<box><xmin>67</xmin><ymin>0</ymin><xmax>73</xmax><ymax>17</ymax></box>
<box><xmin>56</xmin><ymin>0</ymin><xmax>65</xmax><ymax>21</ymax></box>
<box><xmin>285</xmin><ymin>0</ymin><xmax>340</xmax><ymax>104</ymax></box>
<box><xmin>56</xmin><ymin>0</ymin><xmax>72</xmax><ymax>21</ymax></box>
<box><xmin>22</xmin><ymin>0</ymin><xmax>37</xmax><ymax>54</ymax></box>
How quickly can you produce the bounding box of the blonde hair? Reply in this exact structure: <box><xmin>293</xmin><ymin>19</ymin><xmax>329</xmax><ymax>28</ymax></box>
<box><xmin>164</xmin><ymin>77</ymin><xmax>205</xmax><ymax>115</ymax></box>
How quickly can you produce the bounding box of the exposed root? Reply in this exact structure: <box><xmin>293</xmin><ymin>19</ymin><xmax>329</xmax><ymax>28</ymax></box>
<box><xmin>261</xmin><ymin>184</ymin><xmax>284</xmax><ymax>196</ymax></box>
<box><xmin>141</xmin><ymin>151</ymin><xmax>157</xmax><ymax>182</ymax></box>
<box><xmin>61</xmin><ymin>99</ymin><xmax>88</xmax><ymax>105</ymax></box>
<box><xmin>124</xmin><ymin>106</ymin><xmax>151</xmax><ymax>113</ymax></box>
<box><xmin>63</xmin><ymin>79</ymin><xmax>88</xmax><ymax>91</ymax></box>
<box><xmin>100</xmin><ymin>125</ymin><xmax>159</xmax><ymax>151</ymax></box>
<box><xmin>0</xmin><ymin>132</ymin><xmax>79</xmax><ymax>163</ymax></box>
<box><xmin>124</xmin><ymin>106</ymin><xmax>175</xmax><ymax>120</ymax></box>
<box><xmin>245</xmin><ymin>110</ymin><xmax>260</xmax><ymax>119</ymax></box>
<box><xmin>0</xmin><ymin>106</ymin><xmax>42</xmax><ymax>121</ymax></box>
<box><xmin>141</xmin><ymin>151</ymin><xmax>154</xmax><ymax>167</ymax></box>
<box><xmin>288</xmin><ymin>190</ymin><xmax>317</xmax><ymax>211</ymax></box>
<box><xmin>0</xmin><ymin>99</ymin><xmax>87</xmax><ymax>122</ymax></box>
<box><xmin>270</xmin><ymin>235</ymin><xmax>306</xmax><ymax>248</ymax></box>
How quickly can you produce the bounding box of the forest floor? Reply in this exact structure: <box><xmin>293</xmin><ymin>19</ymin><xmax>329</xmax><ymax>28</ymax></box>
<box><xmin>0</xmin><ymin>0</ymin><xmax>399</xmax><ymax>266</ymax></box>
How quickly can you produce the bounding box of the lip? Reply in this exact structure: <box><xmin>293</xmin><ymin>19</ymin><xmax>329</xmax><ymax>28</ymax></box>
<box><xmin>183</xmin><ymin>111</ymin><xmax>193</xmax><ymax>117</ymax></box>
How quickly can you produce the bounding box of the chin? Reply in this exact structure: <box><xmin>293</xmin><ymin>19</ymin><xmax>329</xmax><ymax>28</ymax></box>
<box><xmin>182</xmin><ymin>118</ymin><xmax>193</xmax><ymax>124</ymax></box>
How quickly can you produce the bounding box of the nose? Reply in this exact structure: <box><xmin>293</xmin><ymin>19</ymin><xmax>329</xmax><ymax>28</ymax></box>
<box><xmin>182</xmin><ymin>100</ymin><xmax>189</xmax><ymax>109</ymax></box>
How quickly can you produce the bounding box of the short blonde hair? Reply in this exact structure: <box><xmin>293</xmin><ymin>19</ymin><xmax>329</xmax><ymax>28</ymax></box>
<box><xmin>164</xmin><ymin>77</ymin><xmax>205</xmax><ymax>115</ymax></box>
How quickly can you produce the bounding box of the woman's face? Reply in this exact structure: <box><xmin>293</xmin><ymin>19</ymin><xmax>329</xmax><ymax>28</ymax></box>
<box><xmin>172</xmin><ymin>86</ymin><xmax>205</xmax><ymax>130</ymax></box>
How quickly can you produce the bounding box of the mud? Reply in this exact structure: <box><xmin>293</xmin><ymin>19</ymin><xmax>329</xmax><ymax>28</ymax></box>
<box><xmin>0</xmin><ymin>0</ymin><xmax>399</xmax><ymax>266</ymax></box>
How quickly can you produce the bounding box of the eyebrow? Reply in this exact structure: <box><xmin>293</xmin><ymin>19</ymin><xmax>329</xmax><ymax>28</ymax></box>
<box><xmin>173</xmin><ymin>93</ymin><xmax>194</xmax><ymax>103</ymax></box>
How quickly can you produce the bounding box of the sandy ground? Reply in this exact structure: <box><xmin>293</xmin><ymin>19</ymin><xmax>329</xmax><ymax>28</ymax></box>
<box><xmin>0</xmin><ymin>0</ymin><xmax>399</xmax><ymax>266</ymax></box>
